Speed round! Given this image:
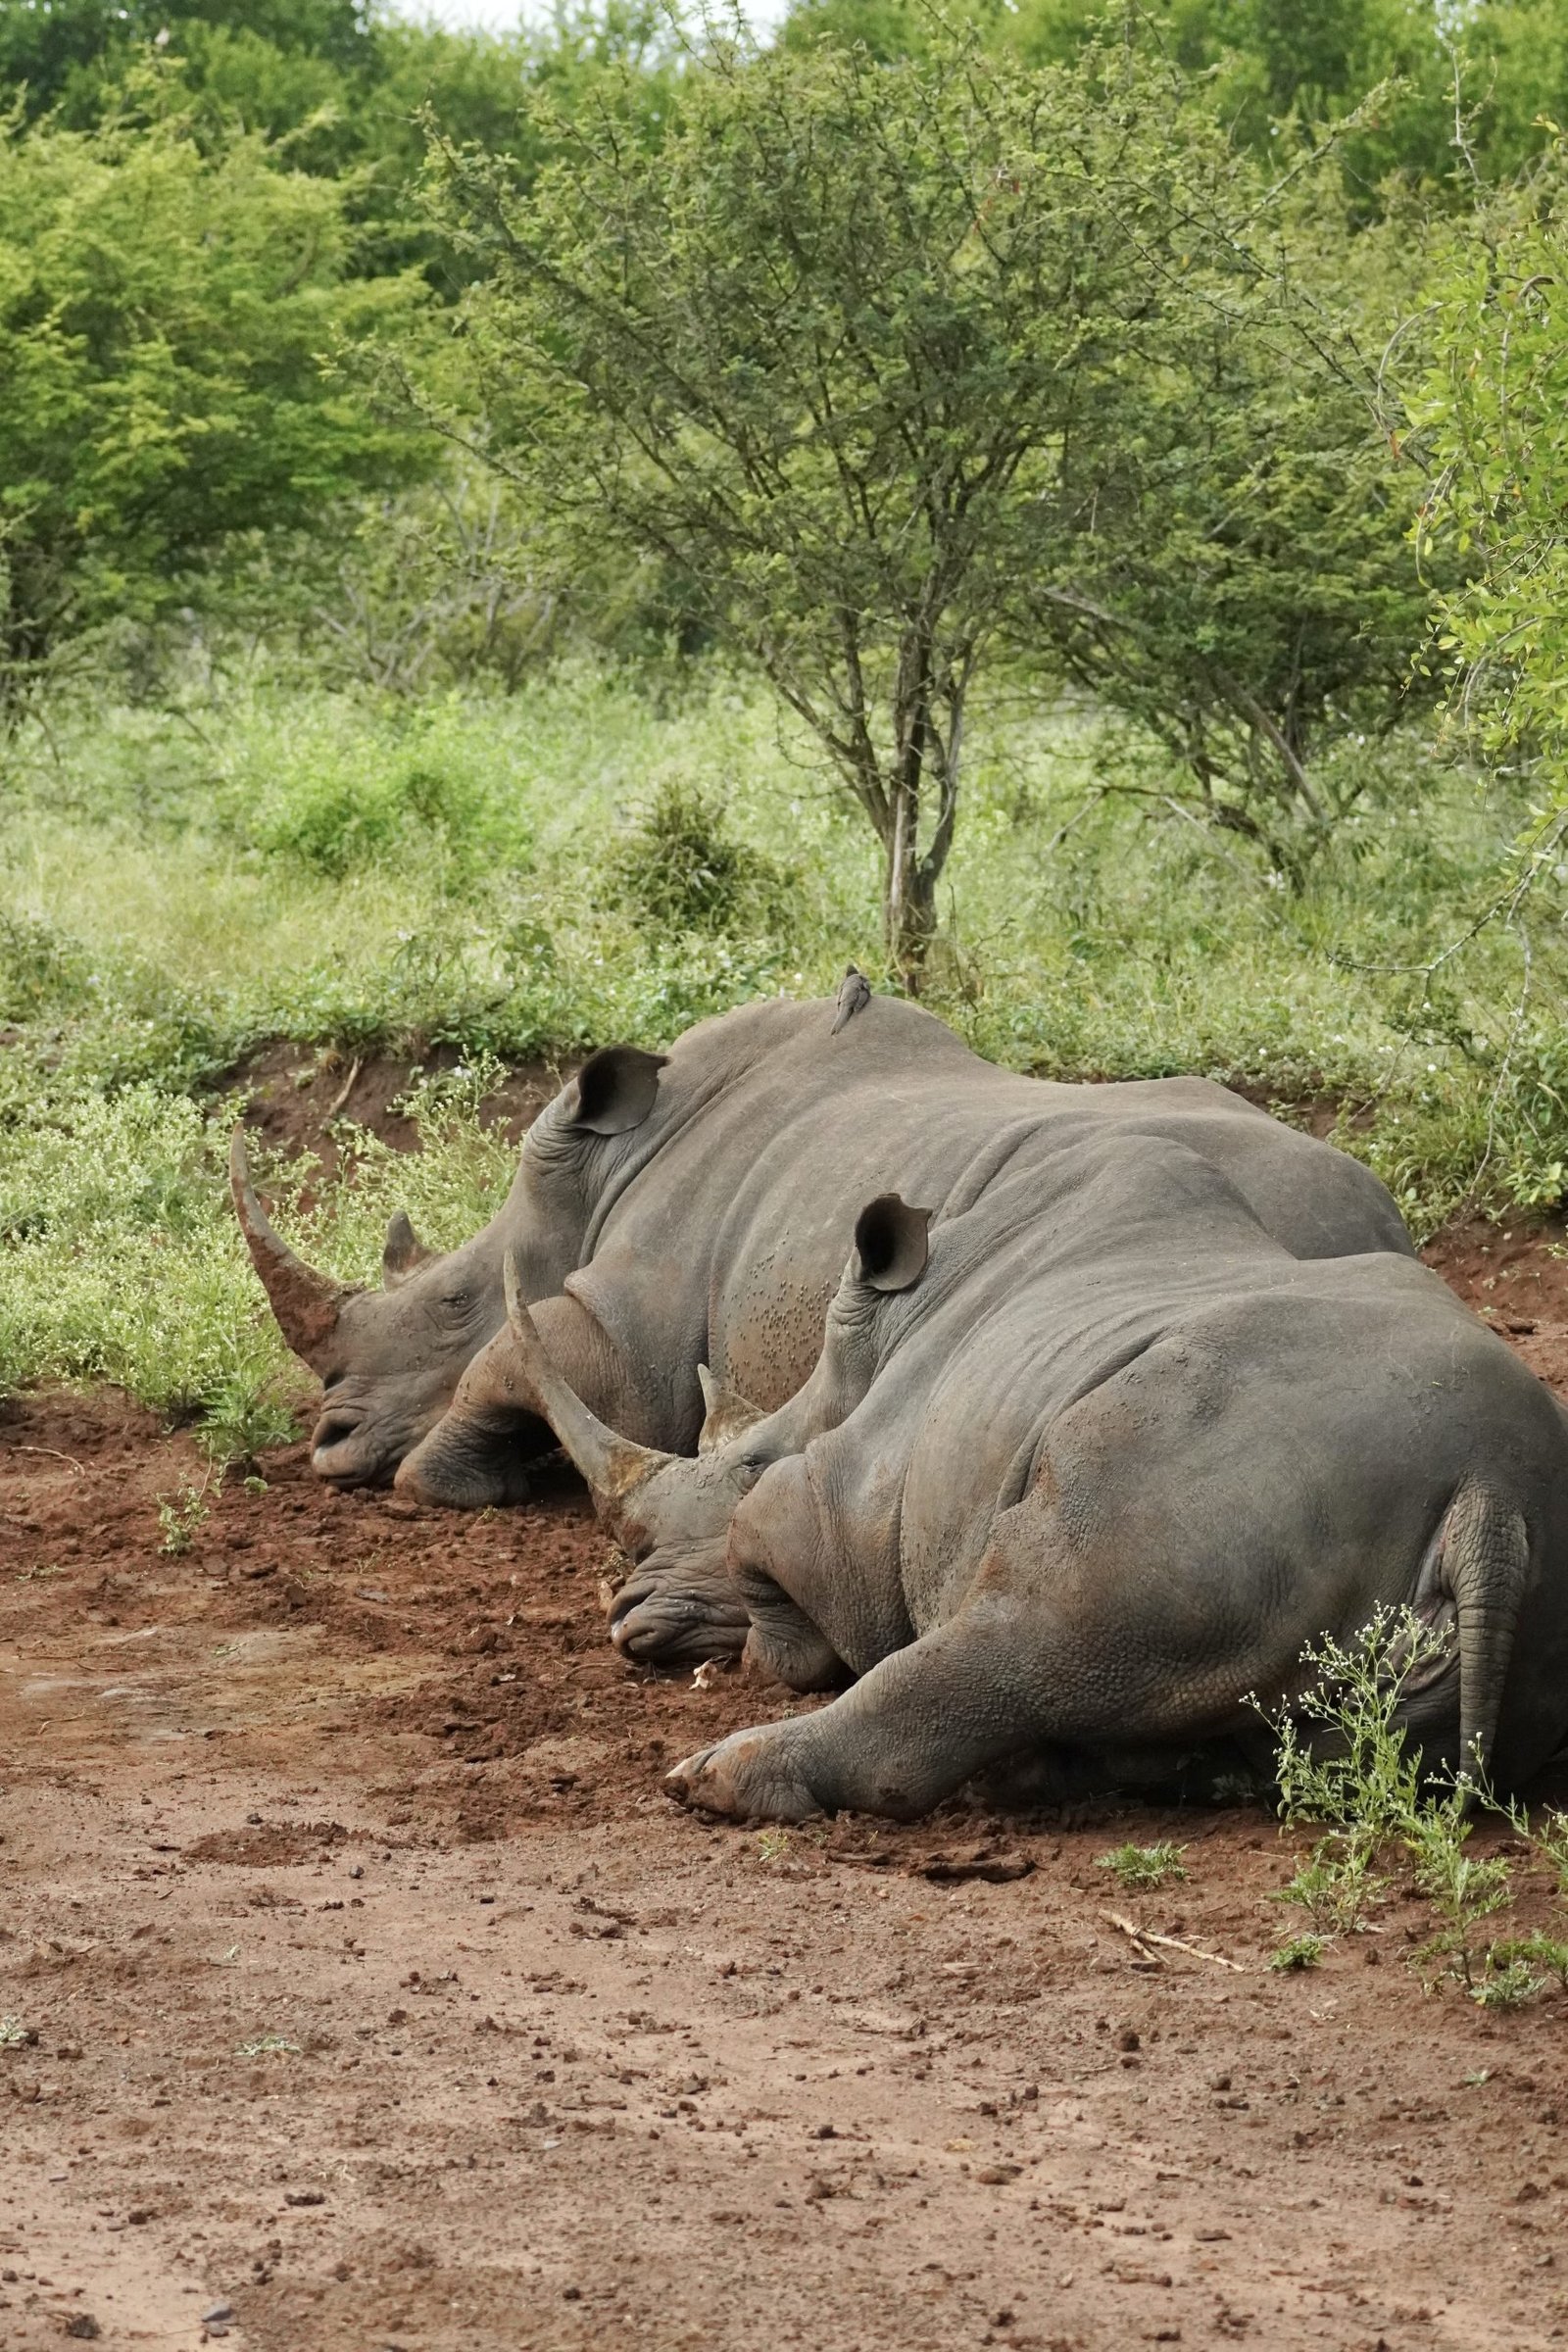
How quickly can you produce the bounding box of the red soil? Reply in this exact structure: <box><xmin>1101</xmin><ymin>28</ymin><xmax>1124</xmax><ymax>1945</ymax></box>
<box><xmin>4</xmin><ymin>1293</ymin><xmax>1568</xmax><ymax>2351</ymax></box>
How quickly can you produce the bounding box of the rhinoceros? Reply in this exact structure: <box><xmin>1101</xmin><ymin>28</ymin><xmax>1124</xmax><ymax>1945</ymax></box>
<box><xmin>231</xmin><ymin>992</ymin><xmax>1410</xmax><ymax>1530</ymax></box>
<box><xmin>495</xmin><ymin>1138</ymin><xmax>1568</xmax><ymax>1821</ymax></box>
<box><xmin>376</xmin><ymin>1006</ymin><xmax>1415</xmax><ymax>1662</ymax></box>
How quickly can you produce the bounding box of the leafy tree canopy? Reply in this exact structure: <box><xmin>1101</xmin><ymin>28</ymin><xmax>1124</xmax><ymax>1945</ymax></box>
<box><xmin>1415</xmin><ymin>142</ymin><xmax>1568</xmax><ymax>865</ymax></box>
<box><xmin>781</xmin><ymin>0</ymin><xmax>1568</xmax><ymax>206</ymax></box>
<box><xmin>0</xmin><ymin>64</ymin><xmax>432</xmax><ymax>693</ymax></box>
<box><xmin>420</xmin><ymin>24</ymin><xmax>1425</xmax><ymax>970</ymax></box>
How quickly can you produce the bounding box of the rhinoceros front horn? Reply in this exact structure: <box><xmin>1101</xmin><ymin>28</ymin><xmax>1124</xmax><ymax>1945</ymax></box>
<box><xmin>502</xmin><ymin>1250</ymin><xmax>673</xmax><ymax>1525</ymax></box>
<box><xmin>229</xmin><ymin>1128</ymin><xmax>353</xmax><ymax>1372</ymax></box>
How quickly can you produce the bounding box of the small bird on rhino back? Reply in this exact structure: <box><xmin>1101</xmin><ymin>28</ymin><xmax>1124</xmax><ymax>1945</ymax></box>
<box><xmin>831</xmin><ymin>962</ymin><xmax>872</xmax><ymax>1035</ymax></box>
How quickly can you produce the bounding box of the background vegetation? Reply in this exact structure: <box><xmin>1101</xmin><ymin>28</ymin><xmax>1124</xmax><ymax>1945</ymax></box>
<box><xmin>5</xmin><ymin>0</ymin><xmax>1568</xmax><ymax>1450</ymax></box>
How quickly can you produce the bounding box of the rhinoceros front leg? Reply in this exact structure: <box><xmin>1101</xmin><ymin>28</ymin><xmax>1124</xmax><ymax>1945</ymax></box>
<box><xmin>667</xmin><ymin>1598</ymin><xmax>1048</xmax><ymax>1823</ymax></box>
<box><xmin>609</xmin><ymin>1565</ymin><xmax>752</xmax><ymax>1667</ymax></box>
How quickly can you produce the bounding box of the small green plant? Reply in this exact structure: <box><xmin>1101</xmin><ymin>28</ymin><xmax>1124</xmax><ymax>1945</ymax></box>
<box><xmin>1271</xmin><ymin>1842</ymin><xmax>1387</xmax><ymax>1937</ymax></box>
<box><xmin>199</xmin><ymin>1382</ymin><xmax>297</xmax><ymax>1470</ymax></box>
<box><xmin>1489</xmin><ymin>1932</ymin><xmax>1568</xmax><ymax>1993</ymax></box>
<box><xmin>0</xmin><ymin>2015</ymin><xmax>30</xmax><ymax>2047</ymax></box>
<box><xmin>157</xmin><ymin>1473</ymin><xmax>214</xmax><ymax>1555</ymax></box>
<box><xmin>1269</xmin><ymin>1934</ymin><xmax>1326</xmax><ymax>1973</ymax></box>
<box><xmin>1403</xmin><ymin>1781</ymin><xmax>1516</xmax><ymax>1996</ymax></box>
<box><xmin>756</xmin><ymin>1828</ymin><xmax>794</xmax><ymax>1865</ymax></box>
<box><xmin>1525</xmin><ymin>1807</ymin><xmax>1568</xmax><ymax>1898</ymax></box>
<box><xmin>1258</xmin><ymin>1611</ymin><xmax>1568</xmax><ymax>2007</ymax></box>
<box><xmin>1256</xmin><ymin>1607</ymin><xmax>1444</xmax><ymax>1940</ymax></box>
<box><xmin>1470</xmin><ymin>1956</ymin><xmax>1544</xmax><ymax>2010</ymax></box>
<box><xmin>1096</xmin><ymin>1840</ymin><xmax>1188</xmax><ymax>1891</ymax></box>
<box><xmin>234</xmin><ymin>2033</ymin><xmax>300</xmax><ymax>2058</ymax></box>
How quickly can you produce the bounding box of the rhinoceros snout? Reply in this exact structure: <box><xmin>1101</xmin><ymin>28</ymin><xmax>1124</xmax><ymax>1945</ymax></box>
<box><xmin>310</xmin><ymin>1408</ymin><xmax>393</xmax><ymax>1488</ymax></box>
<box><xmin>610</xmin><ymin>1578</ymin><xmax>751</xmax><ymax>1668</ymax></box>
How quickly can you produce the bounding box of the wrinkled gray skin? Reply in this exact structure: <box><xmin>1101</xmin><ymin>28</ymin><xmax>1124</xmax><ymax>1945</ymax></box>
<box><xmin>234</xmin><ymin>992</ymin><xmax>1411</xmax><ymax>1547</ymax></box>
<box><xmin>514</xmin><ymin>1153</ymin><xmax>1568</xmax><ymax>1822</ymax></box>
<box><xmin>670</xmin><ymin>1158</ymin><xmax>1568</xmax><ymax>1821</ymax></box>
<box><xmin>380</xmin><ymin>1002</ymin><xmax>1415</xmax><ymax>1663</ymax></box>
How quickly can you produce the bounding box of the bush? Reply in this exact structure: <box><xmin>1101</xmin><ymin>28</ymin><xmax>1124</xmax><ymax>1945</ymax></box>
<box><xmin>0</xmin><ymin>913</ymin><xmax>93</xmax><ymax>1022</ymax></box>
<box><xmin>606</xmin><ymin>781</ymin><xmax>799</xmax><ymax>939</ymax></box>
<box><xmin>229</xmin><ymin>698</ymin><xmax>534</xmax><ymax>883</ymax></box>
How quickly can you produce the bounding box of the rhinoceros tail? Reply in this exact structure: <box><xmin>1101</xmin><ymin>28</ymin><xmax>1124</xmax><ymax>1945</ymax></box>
<box><xmin>1442</xmin><ymin>1483</ymin><xmax>1532</xmax><ymax>1786</ymax></box>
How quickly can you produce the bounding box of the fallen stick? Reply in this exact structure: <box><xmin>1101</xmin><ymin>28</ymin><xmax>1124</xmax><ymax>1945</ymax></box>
<box><xmin>1103</xmin><ymin>1911</ymin><xmax>1248</xmax><ymax>1973</ymax></box>
<box><xmin>325</xmin><ymin>1055</ymin><xmax>363</xmax><ymax>1121</ymax></box>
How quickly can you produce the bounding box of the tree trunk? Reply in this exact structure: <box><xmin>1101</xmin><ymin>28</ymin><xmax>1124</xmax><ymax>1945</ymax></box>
<box><xmin>883</xmin><ymin>813</ymin><xmax>938</xmax><ymax>992</ymax></box>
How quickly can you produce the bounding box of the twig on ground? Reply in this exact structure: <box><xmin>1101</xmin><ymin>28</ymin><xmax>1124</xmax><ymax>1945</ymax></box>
<box><xmin>1103</xmin><ymin>1910</ymin><xmax>1248</xmax><ymax>1972</ymax></box>
<box><xmin>325</xmin><ymin>1057</ymin><xmax>364</xmax><ymax>1121</ymax></box>
<box><xmin>16</xmin><ymin>1446</ymin><xmax>86</xmax><ymax>1475</ymax></box>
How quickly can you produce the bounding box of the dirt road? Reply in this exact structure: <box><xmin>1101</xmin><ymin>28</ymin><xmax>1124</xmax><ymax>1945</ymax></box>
<box><xmin>4</xmin><ymin>1360</ymin><xmax>1568</xmax><ymax>2352</ymax></box>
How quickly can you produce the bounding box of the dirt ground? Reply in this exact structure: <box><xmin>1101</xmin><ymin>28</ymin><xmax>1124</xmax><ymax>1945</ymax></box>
<box><xmin>6</xmin><ymin>1177</ymin><xmax>1568</xmax><ymax>2350</ymax></box>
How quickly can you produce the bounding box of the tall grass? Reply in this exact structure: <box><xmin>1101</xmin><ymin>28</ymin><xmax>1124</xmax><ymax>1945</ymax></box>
<box><xmin>2</xmin><ymin>652</ymin><xmax>1564</xmax><ymax>1441</ymax></box>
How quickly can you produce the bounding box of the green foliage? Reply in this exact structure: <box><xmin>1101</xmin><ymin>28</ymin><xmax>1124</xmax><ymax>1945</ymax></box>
<box><xmin>1403</xmin><ymin>1780</ymin><xmax>1517</xmax><ymax>1993</ymax></box>
<box><xmin>225</xmin><ymin>691</ymin><xmax>534</xmax><ymax>881</ymax></box>
<box><xmin>157</xmin><ymin>1471</ymin><xmax>215</xmax><ymax>1552</ymax></box>
<box><xmin>0</xmin><ymin>64</ymin><xmax>431</xmax><ymax>692</ymax></box>
<box><xmin>1261</xmin><ymin>1608</ymin><xmax>1440</xmax><ymax>1936</ymax></box>
<box><xmin>1416</xmin><ymin>142</ymin><xmax>1568</xmax><ymax>850</ymax></box>
<box><xmin>783</xmin><ymin>0</ymin><xmax>1568</xmax><ymax>202</ymax></box>
<box><xmin>427</xmin><ymin>22</ymin><xmax>1414</xmax><ymax>969</ymax></box>
<box><xmin>607</xmin><ymin>781</ymin><xmax>797</xmax><ymax>940</ymax></box>
<box><xmin>1262</xmin><ymin>1610</ymin><xmax>1568</xmax><ymax>2006</ymax></box>
<box><xmin>1268</xmin><ymin>1932</ymin><xmax>1326</xmax><ymax>1972</ymax></box>
<box><xmin>1096</xmin><ymin>1840</ymin><xmax>1188</xmax><ymax>1891</ymax></box>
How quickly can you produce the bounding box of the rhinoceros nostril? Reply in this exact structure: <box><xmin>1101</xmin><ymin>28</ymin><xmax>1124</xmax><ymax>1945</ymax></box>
<box><xmin>312</xmin><ymin>1412</ymin><xmax>363</xmax><ymax>1453</ymax></box>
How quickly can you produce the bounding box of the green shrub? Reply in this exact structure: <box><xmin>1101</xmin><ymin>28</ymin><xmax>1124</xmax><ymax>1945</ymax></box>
<box><xmin>0</xmin><ymin>913</ymin><xmax>93</xmax><ymax>1022</ymax></box>
<box><xmin>229</xmin><ymin>699</ymin><xmax>533</xmax><ymax>883</ymax></box>
<box><xmin>606</xmin><ymin>780</ymin><xmax>798</xmax><ymax>939</ymax></box>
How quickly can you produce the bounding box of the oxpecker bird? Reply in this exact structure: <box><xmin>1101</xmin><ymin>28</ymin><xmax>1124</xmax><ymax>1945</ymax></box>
<box><xmin>831</xmin><ymin>962</ymin><xmax>872</xmax><ymax>1035</ymax></box>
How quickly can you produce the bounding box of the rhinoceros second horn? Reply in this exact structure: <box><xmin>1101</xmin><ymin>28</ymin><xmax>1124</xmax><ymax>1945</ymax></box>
<box><xmin>501</xmin><ymin>1249</ymin><xmax>674</xmax><ymax>1518</ymax></box>
<box><xmin>229</xmin><ymin>1128</ymin><xmax>353</xmax><ymax>1371</ymax></box>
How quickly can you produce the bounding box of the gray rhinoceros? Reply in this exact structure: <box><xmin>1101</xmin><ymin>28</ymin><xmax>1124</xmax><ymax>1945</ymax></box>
<box><xmin>232</xmin><ymin>991</ymin><xmax>1410</xmax><ymax>1522</ymax></box>
<box><xmin>495</xmin><ymin>1142</ymin><xmax>1568</xmax><ymax>1820</ymax></box>
<box><xmin>382</xmin><ymin>1008</ymin><xmax>1415</xmax><ymax>1664</ymax></box>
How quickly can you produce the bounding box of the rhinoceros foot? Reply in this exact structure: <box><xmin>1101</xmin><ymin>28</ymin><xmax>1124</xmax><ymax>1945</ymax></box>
<box><xmin>666</xmin><ymin>1726</ymin><xmax>823</xmax><ymax>1824</ymax></box>
<box><xmin>609</xmin><ymin>1569</ymin><xmax>751</xmax><ymax>1669</ymax></box>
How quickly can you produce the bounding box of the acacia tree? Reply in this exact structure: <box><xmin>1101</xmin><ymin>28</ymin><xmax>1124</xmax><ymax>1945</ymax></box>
<box><xmin>427</xmin><ymin>26</ymin><xmax>1412</xmax><ymax>973</ymax></box>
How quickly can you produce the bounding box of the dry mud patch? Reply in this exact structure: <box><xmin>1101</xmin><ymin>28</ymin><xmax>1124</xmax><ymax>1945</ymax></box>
<box><xmin>3</xmin><ymin>1313</ymin><xmax>1568</xmax><ymax>2349</ymax></box>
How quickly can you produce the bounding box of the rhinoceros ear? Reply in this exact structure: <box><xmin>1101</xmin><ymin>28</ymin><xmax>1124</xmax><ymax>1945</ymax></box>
<box><xmin>381</xmin><ymin>1209</ymin><xmax>434</xmax><ymax>1289</ymax></box>
<box><xmin>696</xmin><ymin>1363</ymin><xmax>766</xmax><ymax>1455</ymax></box>
<box><xmin>853</xmin><ymin>1194</ymin><xmax>931</xmax><ymax>1295</ymax></box>
<box><xmin>567</xmin><ymin>1046</ymin><xmax>668</xmax><ymax>1137</ymax></box>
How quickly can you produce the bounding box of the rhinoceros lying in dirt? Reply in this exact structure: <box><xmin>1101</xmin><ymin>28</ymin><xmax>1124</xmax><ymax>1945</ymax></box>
<box><xmin>497</xmin><ymin>1142</ymin><xmax>1568</xmax><ymax>1820</ymax></box>
<box><xmin>232</xmin><ymin>992</ymin><xmax>1411</xmax><ymax>1522</ymax></box>
<box><xmin>382</xmin><ymin>1029</ymin><xmax>1417</xmax><ymax>1658</ymax></box>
